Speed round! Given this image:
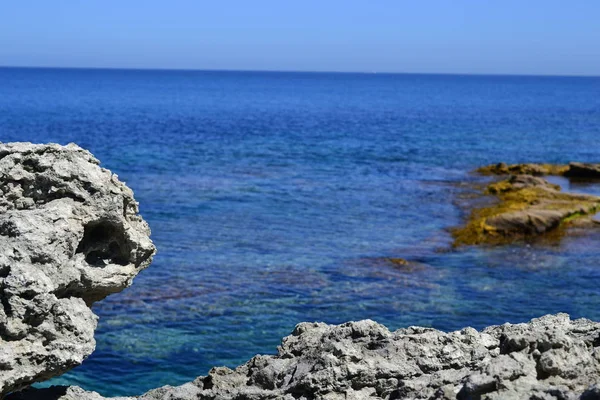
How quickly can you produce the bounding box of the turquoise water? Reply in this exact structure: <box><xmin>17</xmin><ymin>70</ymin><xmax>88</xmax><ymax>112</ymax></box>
<box><xmin>1</xmin><ymin>68</ymin><xmax>600</xmax><ymax>396</ymax></box>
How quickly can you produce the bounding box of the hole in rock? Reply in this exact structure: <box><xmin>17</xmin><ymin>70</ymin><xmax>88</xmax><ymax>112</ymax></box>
<box><xmin>22</xmin><ymin>157</ymin><xmax>47</xmax><ymax>173</ymax></box>
<box><xmin>76</xmin><ymin>220</ymin><xmax>130</xmax><ymax>267</ymax></box>
<box><xmin>0</xmin><ymin>220</ymin><xmax>19</xmax><ymax>238</ymax></box>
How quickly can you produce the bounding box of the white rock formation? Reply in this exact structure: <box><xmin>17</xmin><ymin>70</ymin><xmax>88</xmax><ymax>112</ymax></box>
<box><xmin>0</xmin><ymin>143</ymin><xmax>155</xmax><ymax>396</ymax></box>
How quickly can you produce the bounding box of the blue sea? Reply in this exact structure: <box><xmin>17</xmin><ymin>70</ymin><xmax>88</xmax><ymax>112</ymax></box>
<box><xmin>1</xmin><ymin>67</ymin><xmax>600</xmax><ymax>396</ymax></box>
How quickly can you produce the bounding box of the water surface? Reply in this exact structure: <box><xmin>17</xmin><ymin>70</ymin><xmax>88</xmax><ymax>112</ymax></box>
<box><xmin>1</xmin><ymin>68</ymin><xmax>600</xmax><ymax>396</ymax></box>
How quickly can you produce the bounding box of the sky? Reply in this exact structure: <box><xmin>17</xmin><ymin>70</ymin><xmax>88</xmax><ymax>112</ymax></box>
<box><xmin>0</xmin><ymin>1</ymin><xmax>599</xmax><ymax>76</ymax></box>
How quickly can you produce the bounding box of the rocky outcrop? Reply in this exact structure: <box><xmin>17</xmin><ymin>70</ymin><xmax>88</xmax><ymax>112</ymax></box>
<box><xmin>477</xmin><ymin>163</ymin><xmax>569</xmax><ymax>177</ymax></box>
<box><xmin>453</xmin><ymin>173</ymin><xmax>600</xmax><ymax>246</ymax></box>
<box><xmin>0</xmin><ymin>143</ymin><xmax>155</xmax><ymax>396</ymax></box>
<box><xmin>10</xmin><ymin>314</ymin><xmax>600</xmax><ymax>400</ymax></box>
<box><xmin>564</xmin><ymin>163</ymin><xmax>600</xmax><ymax>179</ymax></box>
<box><xmin>478</xmin><ymin>162</ymin><xmax>600</xmax><ymax>180</ymax></box>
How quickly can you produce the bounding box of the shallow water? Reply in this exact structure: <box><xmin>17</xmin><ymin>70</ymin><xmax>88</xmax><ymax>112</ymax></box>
<box><xmin>1</xmin><ymin>68</ymin><xmax>600</xmax><ymax>396</ymax></box>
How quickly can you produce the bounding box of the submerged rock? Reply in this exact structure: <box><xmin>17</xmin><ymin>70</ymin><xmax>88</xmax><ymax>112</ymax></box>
<box><xmin>0</xmin><ymin>143</ymin><xmax>155</xmax><ymax>396</ymax></box>
<box><xmin>10</xmin><ymin>314</ymin><xmax>600</xmax><ymax>400</ymax></box>
<box><xmin>453</xmin><ymin>173</ymin><xmax>600</xmax><ymax>246</ymax></box>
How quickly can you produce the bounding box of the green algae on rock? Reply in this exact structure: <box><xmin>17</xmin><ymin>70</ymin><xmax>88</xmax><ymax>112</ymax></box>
<box><xmin>452</xmin><ymin>174</ymin><xmax>600</xmax><ymax>246</ymax></box>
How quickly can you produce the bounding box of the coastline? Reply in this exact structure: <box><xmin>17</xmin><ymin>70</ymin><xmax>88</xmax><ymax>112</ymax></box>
<box><xmin>2</xmin><ymin>143</ymin><xmax>600</xmax><ymax>399</ymax></box>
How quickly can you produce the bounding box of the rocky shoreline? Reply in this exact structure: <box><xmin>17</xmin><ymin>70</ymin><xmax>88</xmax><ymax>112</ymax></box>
<box><xmin>9</xmin><ymin>314</ymin><xmax>600</xmax><ymax>400</ymax></box>
<box><xmin>2</xmin><ymin>144</ymin><xmax>600</xmax><ymax>400</ymax></box>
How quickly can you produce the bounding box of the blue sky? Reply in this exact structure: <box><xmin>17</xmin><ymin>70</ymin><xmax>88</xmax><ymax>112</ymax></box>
<box><xmin>1</xmin><ymin>1</ymin><xmax>599</xmax><ymax>75</ymax></box>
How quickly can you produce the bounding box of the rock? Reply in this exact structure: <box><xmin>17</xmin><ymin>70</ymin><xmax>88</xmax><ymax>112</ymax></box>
<box><xmin>486</xmin><ymin>174</ymin><xmax>560</xmax><ymax>194</ymax></box>
<box><xmin>10</xmin><ymin>314</ymin><xmax>600</xmax><ymax>400</ymax></box>
<box><xmin>477</xmin><ymin>161</ymin><xmax>600</xmax><ymax>180</ymax></box>
<box><xmin>564</xmin><ymin>163</ymin><xmax>600</xmax><ymax>179</ymax></box>
<box><xmin>477</xmin><ymin>163</ymin><xmax>569</xmax><ymax>177</ymax></box>
<box><xmin>486</xmin><ymin>208</ymin><xmax>567</xmax><ymax>235</ymax></box>
<box><xmin>0</xmin><ymin>143</ymin><xmax>155</xmax><ymax>396</ymax></box>
<box><xmin>453</xmin><ymin>172</ymin><xmax>600</xmax><ymax>246</ymax></box>
<box><xmin>367</xmin><ymin>257</ymin><xmax>429</xmax><ymax>273</ymax></box>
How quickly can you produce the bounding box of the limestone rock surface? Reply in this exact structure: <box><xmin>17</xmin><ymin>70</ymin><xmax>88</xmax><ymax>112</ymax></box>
<box><xmin>12</xmin><ymin>314</ymin><xmax>600</xmax><ymax>400</ymax></box>
<box><xmin>0</xmin><ymin>142</ymin><xmax>155</xmax><ymax>396</ymax></box>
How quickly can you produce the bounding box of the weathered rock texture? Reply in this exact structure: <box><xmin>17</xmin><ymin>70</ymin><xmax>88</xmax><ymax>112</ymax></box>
<box><xmin>0</xmin><ymin>143</ymin><xmax>155</xmax><ymax>396</ymax></box>
<box><xmin>10</xmin><ymin>314</ymin><xmax>600</xmax><ymax>400</ymax></box>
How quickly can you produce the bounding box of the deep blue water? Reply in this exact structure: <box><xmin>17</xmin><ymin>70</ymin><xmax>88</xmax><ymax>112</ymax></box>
<box><xmin>2</xmin><ymin>67</ymin><xmax>600</xmax><ymax>396</ymax></box>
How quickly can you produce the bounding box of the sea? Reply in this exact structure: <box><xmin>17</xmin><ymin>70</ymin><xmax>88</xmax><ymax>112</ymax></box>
<box><xmin>1</xmin><ymin>67</ymin><xmax>600</xmax><ymax>396</ymax></box>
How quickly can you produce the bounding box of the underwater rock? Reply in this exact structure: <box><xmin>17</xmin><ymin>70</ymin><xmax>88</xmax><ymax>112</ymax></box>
<box><xmin>453</xmin><ymin>173</ymin><xmax>600</xmax><ymax>246</ymax></box>
<box><xmin>11</xmin><ymin>314</ymin><xmax>600</xmax><ymax>400</ymax></box>
<box><xmin>0</xmin><ymin>143</ymin><xmax>155</xmax><ymax>396</ymax></box>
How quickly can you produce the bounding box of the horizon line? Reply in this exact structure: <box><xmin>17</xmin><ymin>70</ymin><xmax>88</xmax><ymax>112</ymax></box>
<box><xmin>1</xmin><ymin>64</ymin><xmax>599</xmax><ymax>79</ymax></box>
